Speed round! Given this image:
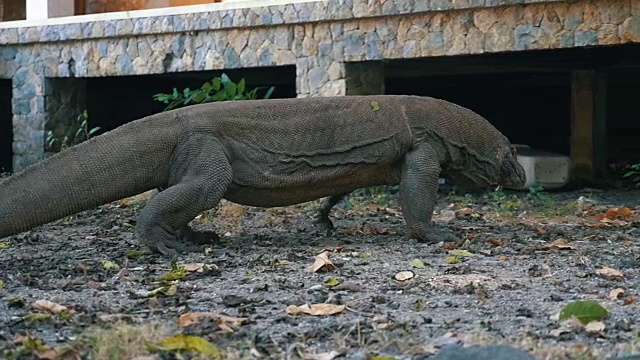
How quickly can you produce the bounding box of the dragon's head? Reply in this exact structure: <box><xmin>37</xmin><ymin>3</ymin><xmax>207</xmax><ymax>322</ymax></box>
<box><xmin>444</xmin><ymin>140</ymin><xmax>526</xmax><ymax>190</ymax></box>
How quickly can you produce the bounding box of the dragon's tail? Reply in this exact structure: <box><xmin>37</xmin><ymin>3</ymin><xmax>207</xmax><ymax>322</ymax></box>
<box><xmin>0</xmin><ymin>112</ymin><xmax>178</xmax><ymax>238</ymax></box>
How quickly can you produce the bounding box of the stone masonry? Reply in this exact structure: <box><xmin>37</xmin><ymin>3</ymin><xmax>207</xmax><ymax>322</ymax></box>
<box><xmin>0</xmin><ymin>0</ymin><xmax>639</xmax><ymax>170</ymax></box>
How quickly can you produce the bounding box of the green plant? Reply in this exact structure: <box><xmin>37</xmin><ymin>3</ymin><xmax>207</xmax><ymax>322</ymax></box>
<box><xmin>526</xmin><ymin>185</ymin><xmax>548</xmax><ymax>202</ymax></box>
<box><xmin>623</xmin><ymin>163</ymin><xmax>640</xmax><ymax>187</ymax></box>
<box><xmin>46</xmin><ymin>110</ymin><xmax>101</xmax><ymax>152</ymax></box>
<box><xmin>153</xmin><ymin>73</ymin><xmax>275</xmax><ymax>111</ymax></box>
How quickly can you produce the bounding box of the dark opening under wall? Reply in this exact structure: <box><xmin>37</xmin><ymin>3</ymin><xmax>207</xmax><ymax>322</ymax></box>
<box><xmin>85</xmin><ymin>66</ymin><xmax>297</xmax><ymax>134</ymax></box>
<box><xmin>0</xmin><ymin>79</ymin><xmax>12</xmax><ymax>173</ymax></box>
<box><xmin>384</xmin><ymin>43</ymin><xmax>640</xmax><ymax>165</ymax></box>
<box><xmin>386</xmin><ymin>71</ymin><xmax>571</xmax><ymax>156</ymax></box>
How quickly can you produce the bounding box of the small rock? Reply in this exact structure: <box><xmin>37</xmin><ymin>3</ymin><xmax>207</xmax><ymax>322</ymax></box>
<box><xmin>345</xmin><ymin>350</ymin><xmax>368</xmax><ymax>360</ymax></box>
<box><xmin>432</xmin><ymin>345</ymin><xmax>535</xmax><ymax>360</ymax></box>
<box><xmin>222</xmin><ymin>294</ymin><xmax>249</xmax><ymax>307</ymax></box>
<box><xmin>433</xmin><ymin>335</ymin><xmax>461</xmax><ymax>348</ymax></box>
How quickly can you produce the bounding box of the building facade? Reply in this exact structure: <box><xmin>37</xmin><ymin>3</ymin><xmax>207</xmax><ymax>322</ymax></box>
<box><xmin>0</xmin><ymin>0</ymin><xmax>638</xmax><ymax>179</ymax></box>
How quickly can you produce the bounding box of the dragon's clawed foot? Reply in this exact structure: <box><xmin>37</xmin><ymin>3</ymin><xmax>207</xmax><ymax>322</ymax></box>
<box><xmin>407</xmin><ymin>226</ymin><xmax>459</xmax><ymax>244</ymax></box>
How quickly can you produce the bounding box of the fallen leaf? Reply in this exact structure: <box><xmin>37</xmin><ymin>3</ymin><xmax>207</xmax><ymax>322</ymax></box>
<box><xmin>455</xmin><ymin>207</ymin><xmax>476</xmax><ymax>216</ymax></box>
<box><xmin>538</xmin><ymin>238</ymin><xmax>576</xmax><ymax>251</ymax></box>
<box><xmin>624</xmin><ymin>295</ymin><xmax>637</xmax><ymax>305</ymax></box>
<box><xmin>605</xmin><ymin>207</ymin><xmax>632</xmax><ymax>219</ymax></box>
<box><xmin>394</xmin><ymin>271</ymin><xmax>414</xmax><ymax>281</ymax></box>
<box><xmin>181</xmin><ymin>263</ymin><xmax>214</xmax><ymax>273</ymax></box>
<box><xmin>306</xmin><ymin>252</ymin><xmax>337</xmax><ymax>273</ymax></box>
<box><xmin>286</xmin><ymin>303</ymin><xmax>345</xmax><ymax>316</ymax></box>
<box><xmin>550</xmin><ymin>317</ymin><xmax>584</xmax><ymax>337</ymax></box>
<box><xmin>595</xmin><ymin>267</ymin><xmax>624</xmax><ymax>280</ymax></box>
<box><xmin>157</xmin><ymin>334</ymin><xmax>221</xmax><ymax>358</ymax></box>
<box><xmin>32</xmin><ymin>300</ymin><xmax>70</xmax><ymax>315</ymax></box>
<box><xmin>585</xmin><ymin>320</ymin><xmax>606</xmax><ymax>333</ymax></box>
<box><xmin>449</xmin><ymin>249</ymin><xmax>475</xmax><ymax>257</ymax></box>
<box><xmin>609</xmin><ymin>288</ymin><xmax>626</xmax><ymax>300</ymax></box>
<box><xmin>486</xmin><ymin>238</ymin><xmax>504</xmax><ymax>247</ymax></box>
<box><xmin>178</xmin><ymin>312</ymin><xmax>249</xmax><ymax>327</ymax></box>
<box><xmin>370</xmin><ymin>101</ymin><xmax>380</xmax><ymax>111</ymax></box>
<box><xmin>410</xmin><ymin>259</ymin><xmax>426</xmax><ymax>269</ymax></box>
<box><xmin>444</xmin><ymin>256</ymin><xmax>460</xmax><ymax>264</ymax></box>
<box><xmin>559</xmin><ymin>300</ymin><xmax>609</xmax><ymax>324</ymax></box>
<box><xmin>100</xmin><ymin>260</ymin><xmax>120</xmax><ymax>271</ymax></box>
<box><xmin>436</xmin><ymin>210</ymin><xmax>456</xmax><ymax>223</ymax></box>
<box><xmin>442</xmin><ymin>242</ymin><xmax>459</xmax><ymax>250</ymax></box>
<box><xmin>497</xmin><ymin>256</ymin><xmax>509</xmax><ymax>261</ymax></box>
<box><xmin>323</xmin><ymin>277</ymin><xmax>340</xmax><ymax>287</ymax></box>
<box><xmin>0</xmin><ymin>242</ymin><xmax>8</xmax><ymax>249</ymax></box>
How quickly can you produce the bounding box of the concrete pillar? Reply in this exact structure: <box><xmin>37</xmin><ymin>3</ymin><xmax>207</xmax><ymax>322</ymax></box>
<box><xmin>570</xmin><ymin>69</ymin><xmax>607</xmax><ymax>182</ymax></box>
<box><xmin>12</xmin><ymin>72</ymin><xmax>46</xmax><ymax>171</ymax></box>
<box><xmin>26</xmin><ymin>0</ymin><xmax>48</xmax><ymax>20</ymax></box>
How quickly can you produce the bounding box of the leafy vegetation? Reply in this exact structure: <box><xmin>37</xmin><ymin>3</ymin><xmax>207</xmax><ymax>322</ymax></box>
<box><xmin>623</xmin><ymin>163</ymin><xmax>640</xmax><ymax>187</ymax></box>
<box><xmin>153</xmin><ymin>73</ymin><xmax>275</xmax><ymax>111</ymax></box>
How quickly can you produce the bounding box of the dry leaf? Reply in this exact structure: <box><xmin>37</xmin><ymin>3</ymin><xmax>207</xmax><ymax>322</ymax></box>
<box><xmin>436</xmin><ymin>210</ymin><xmax>456</xmax><ymax>223</ymax></box>
<box><xmin>306</xmin><ymin>252</ymin><xmax>337</xmax><ymax>273</ymax></box>
<box><xmin>442</xmin><ymin>242</ymin><xmax>459</xmax><ymax>250</ymax></box>
<box><xmin>550</xmin><ymin>317</ymin><xmax>584</xmax><ymax>337</ymax></box>
<box><xmin>596</xmin><ymin>267</ymin><xmax>624</xmax><ymax>280</ymax></box>
<box><xmin>455</xmin><ymin>208</ymin><xmax>476</xmax><ymax>216</ymax></box>
<box><xmin>286</xmin><ymin>303</ymin><xmax>345</xmax><ymax>316</ymax></box>
<box><xmin>585</xmin><ymin>320</ymin><xmax>606</xmax><ymax>333</ymax></box>
<box><xmin>32</xmin><ymin>300</ymin><xmax>70</xmax><ymax>315</ymax></box>
<box><xmin>538</xmin><ymin>238</ymin><xmax>576</xmax><ymax>251</ymax></box>
<box><xmin>609</xmin><ymin>288</ymin><xmax>626</xmax><ymax>300</ymax></box>
<box><xmin>158</xmin><ymin>334</ymin><xmax>221</xmax><ymax>357</ymax></box>
<box><xmin>181</xmin><ymin>263</ymin><xmax>215</xmax><ymax>273</ymax></box>
<box><xmin>178</xmin><ymin>312</ymin><xmax>249</xmax><ymax>327</ymax></box>
<box><xmin>604</xmin><ymin>207</ymin><xmax>632</xmax><ymax>219</ymax></box>
<box><xmin>394</xmin><ymin>271</ymin><xmax>415</xmax><ymax>281</ymax></box>
<box><xmin>486</xmin><ymin>238</ymin><xmax>504</xmax><ymax>247</ymax></box>
<box><xmin>624</xmin><ymin>295</ymin><xmax>637</xmax><ymax>305</ymax></box>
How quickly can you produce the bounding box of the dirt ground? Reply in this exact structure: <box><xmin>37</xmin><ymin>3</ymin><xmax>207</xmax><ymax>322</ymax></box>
<box><xmin>0</xmin><ymin>185</ymin><xmax>639</xmax><ymax>360</ymax></box>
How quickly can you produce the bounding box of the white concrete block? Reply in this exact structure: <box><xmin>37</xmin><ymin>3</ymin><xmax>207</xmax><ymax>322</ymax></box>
<box><xmin>511</xmin><ymin>144</ymin><xmax>571</xmax><ymax>190</ymax></box>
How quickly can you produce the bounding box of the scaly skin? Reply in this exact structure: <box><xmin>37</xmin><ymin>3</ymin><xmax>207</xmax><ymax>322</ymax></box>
<box><xmin>0</xmin><ymin>95</ymin><xmax>526</xmax><ymax>256</ymax></box>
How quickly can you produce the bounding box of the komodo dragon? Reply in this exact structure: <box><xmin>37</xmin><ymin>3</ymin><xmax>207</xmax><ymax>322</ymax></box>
<box><xmin>0</xmin><ymin>95</ymin><xmax>525</xmax><ymax>256</ymax></box>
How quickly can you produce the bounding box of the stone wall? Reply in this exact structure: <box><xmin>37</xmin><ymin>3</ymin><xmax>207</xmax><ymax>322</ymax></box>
<box><xmin>0</xmin><ymin>0</ymin><xmax>639</xmax><ymax>169</ymax></box>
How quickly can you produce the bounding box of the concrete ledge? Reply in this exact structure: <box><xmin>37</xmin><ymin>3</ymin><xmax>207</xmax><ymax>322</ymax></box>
<box><xmin>0</xmin><ymin>0</ymin><xmax>569</xmax><ymax>44</ymax></box>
